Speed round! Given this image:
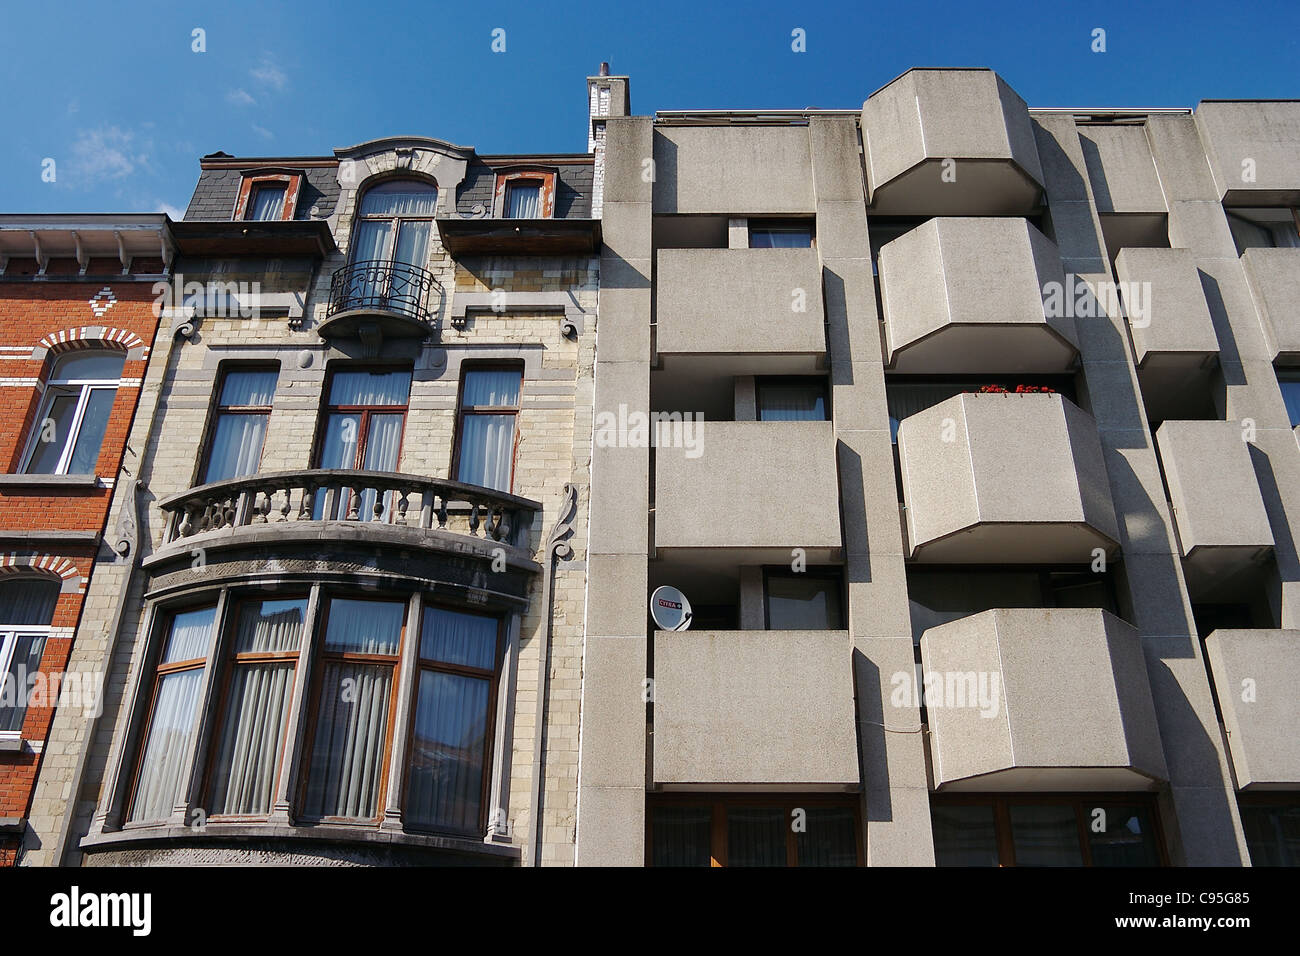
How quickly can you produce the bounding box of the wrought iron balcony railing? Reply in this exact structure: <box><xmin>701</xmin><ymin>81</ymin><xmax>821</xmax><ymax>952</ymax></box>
<box><xmin>325</xmin><ymin>259</ymin><xmax>437</xmax><ymax>326</ymax></box>
<box><xmin>158</xmin><ymin>469</ymin><xmax>538</xmax><ymax>550</ymax></box>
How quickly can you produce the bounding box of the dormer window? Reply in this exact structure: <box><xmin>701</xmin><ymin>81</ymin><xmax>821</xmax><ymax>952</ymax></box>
<box><xmin>493</xmin><ymin>168</ymin><xmax>556</xmax><ymax>219</ymax></box>
<box><xmin>233</xmin><ymin>172</ymin><xmax>302</xmax><ymax>221</ymax></box>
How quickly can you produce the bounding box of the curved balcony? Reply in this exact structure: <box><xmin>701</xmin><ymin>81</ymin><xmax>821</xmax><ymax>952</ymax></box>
<box><xmin>319</xmin><ymin>259</ymin><xmax>438</xmax><ymax>340</ymax></box>
<box><xmin>148</xmin><ymin>470</ymin><xmax>541</xmax><ymax>590</ymax></box>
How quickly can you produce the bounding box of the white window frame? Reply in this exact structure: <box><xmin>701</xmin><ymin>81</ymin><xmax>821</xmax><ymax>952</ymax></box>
<box><xmin>0</xmin><ymin>626</ymin><xmax>53</xmax><ymax>740</ymax></box>
<box><xmin>20</xmin><ymin>359</ymin><xmax>122</xmax><ymax>476</ymax></box>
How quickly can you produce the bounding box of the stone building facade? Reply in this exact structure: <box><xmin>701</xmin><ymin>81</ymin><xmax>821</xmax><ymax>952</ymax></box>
<box><xmin>0</xmin><ymin>215</ymin><xmax>170</xmax><ymax>865</ymax></box>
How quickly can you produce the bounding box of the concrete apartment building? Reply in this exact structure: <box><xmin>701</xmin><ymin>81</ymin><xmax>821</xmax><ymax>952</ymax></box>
<box><xmin>578</xmin><ymin>68</ymin><xmax>1300</xmax><ymax>866</ymax></box>
<box><xmin>0</xmin><ymin>215</ymin><xmax>170</xmax><ymax>865</ymax></box>
<box><xmin>21</xmin><ymin>92</ymin><xmax>605</xmax><ymax>865</ymax></box>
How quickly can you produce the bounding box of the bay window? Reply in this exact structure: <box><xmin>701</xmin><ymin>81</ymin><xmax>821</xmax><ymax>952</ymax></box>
<box><xmin>128</xmin><ymin>606</ymin><xmax>218</xmax><ymax>823</ymax></box>
<box><xmin>454</xmin><ymin>366</ymin><xmax>522</xmax><ymax>493</ymax></box>
<box><xmin>202</xmin><ymin>367</ymin><xmax>278</xmax><ymax>484</ymax></box>
<box><xmin>0</xmin><ymin>578</ymin><xmax>60</xmax><ymax>737</ymax></box>
<box><xmin>22</xmin><ymin>350</ymin><xmax>125</xmax><ymax>475</ymax></box>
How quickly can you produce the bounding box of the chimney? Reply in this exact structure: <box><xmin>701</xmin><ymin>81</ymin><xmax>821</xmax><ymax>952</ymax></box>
<box><xmin>587</xmin><ymin>63</ymin><xmax>630</xmax><ymax>219</ymax></box>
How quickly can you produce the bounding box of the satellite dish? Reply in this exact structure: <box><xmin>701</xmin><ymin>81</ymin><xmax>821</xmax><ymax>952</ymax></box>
<box><xmin>650</xmin><ymin>585</ymin><xmax>693</xmax><ymax>631</ymax></box>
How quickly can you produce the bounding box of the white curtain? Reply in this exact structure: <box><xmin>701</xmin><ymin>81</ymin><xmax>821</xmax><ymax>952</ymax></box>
<box><xmin>506</xmin><ymin>183</ymin><xmax>541</xmax><ymax>218</ymax></box>
<box><xmin>303</xmin><ymin>662</ymin><xmax>393</xmax><ymax>820</ymax></box>
<box><xmin>0</xmin><ymin>580</ymin><xmax>60</xmax><ymax>625</ymax></box>
<box><xmin>457</xmin><ymin>415</ymin><xmax>514</xmax><ymax>492</ymax></box>
<box><xmin>419</xmin><ymin>606</ymin><xmax>497</xmax><ymax>669</ymax></box>
<box><xmin>204</xmin><ymin>415</ymin><xmax>267</xmax><ymax>483</ymax></box>
<box><xmin>358</xmin><ymin>413</ymin><xmax>404</xmax><ymax>519</ymax></box>
<box><xmin>329</xmin><ymin>371</ymin><xmax>411</xmax><ymax>407</ymax></box>
<box><xmin>406</xmin><ymin>670</ymin><xmax>490</xmax><ymax>832</ymax></box>
<box><xmin>208</xmin><ymin>600</ymin><xmax>305</xmax><ymax>816</ymax></box>
<box><xmin>359</xmin><ymin>182</ymin><xmax>437</xmax><ymax>218</ymax></box>
<box><xmin>248</xmin><ymin>185</ymin><xmax>286</xmax><ymax>221</ymax></box>
<box><xmin>129</xmin><ymin>607</ymin><xmax>216</xmax><ymax>822</ymax></box>
<box><xmin>462</xmin><ymin>370</ymin><xmax>520</xmax><ymax>407</ymax></box>
<box><xmin>323</xmin><ymin>599</ymin><xmax>404</xmax><ymax>654</ymax></box>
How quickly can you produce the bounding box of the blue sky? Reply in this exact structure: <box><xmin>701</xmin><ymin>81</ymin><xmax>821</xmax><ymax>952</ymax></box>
<box><xmin>1</xmin><ymin>0</ymin><xmax>1297</xmax><ymax>215</ymax></box>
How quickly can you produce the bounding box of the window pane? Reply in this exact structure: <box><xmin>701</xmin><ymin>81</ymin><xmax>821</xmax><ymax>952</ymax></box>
<box><xmin>1010</xmin><ymin>804</ymin><xmax>1084</xmax><ymax>866</ymax></box>
<box><xmin>160</xmin><ymin>607</ymin><xmax>217</xmax><ymax>664</ymax></box>
<box><xmin>750</xmin><ymin>227</ymin><xmax>811</xmax><ymax>248</ymax></box>
<box><xmin>50</xmin><ymin>351</ymin><xmax>125</xmax><ymax>382</ymax></box>
<box><xmin>462</xmin><ymin>370</ymin><xmax>521</xmax><ymax>407</ymax></box>
<box><xmin>797</xmin><ymin>807</ymin><xmax>857</xmax><ymax>866</ymax></box>
<box><xmin>766</xmin><ymin>574</ymin><xmax>843</xmax><ymax>629</ymax></box>
<box><xmin>420</xmin><ymin>606</ymin><xmax>497</xmax><ymax>669</ymax></box>
<box><xmin>303</xmin><ymin>661</ymin><xmax>393</xmax><ymax>819</ymax></box>
<box><xmin>204</xmin><ymin>413</ymin><xmax>268</xmax><ymax>483</ymax></box>
<box><xmin>233</xmin><ymin>598</ymin><xmax>306</xmax><ymax>654</ymax></box>
<box><xmin>329</xmin><ymin>370</ymin><xmax>411</xmax><ymax>407</ymax></box>
<box><xmin>248</xmin><ymin>184</ymin><xmax>286</xmax><ymax>221</ymax></box>
<box><xmin>727</xmin><ymin>807</ymin><xmax>788</xmax><ymax>866</ymax></box>
<box><xmin>1087</xmin><ymin>804</ymin><xmax>1161</xmax><ymax>866</ymax></box>
<box><xmin>1240</xmin><ymin>802</ymin><xmax>1300</xmax><ymax>866</ymax></box>
<box><xmin>392</xmin><ymin>220</ymin><xmax>431</xmax><ymax>270</ymax></box>
<box><xmin>1279</xmin><ymin>378</ymin><xmax>1300</xmax><ymax>428</ymax></box>
<box><xmin>130</xmin><ymin>667</ymin><xmax>205</xmax><ymax>822</ymax></box>
<box><xmin>208</xmin><ymin>661</ymin><xmax>296</xmax><ymax>815</ymax></box>
<box><xmin>0</xmin><ymin>580</ymin><xmax>59</xmax><ymax>625</ymax></box>
<box><xmin>758</xmin><ymin>384</ymin><xmax>826</xmax><ymax>421</ymax></box>
<box><xmin>505</xmin><ymin>183</ymin><xmax>542</xmax><ymax>218</ymax></box>
<box><xmin>359</xmin><ymin>181</ymin><xmax>438</xmax><ymax>218</ymax></box>
<box><xmin>220</xmin><ymin>370</ymin><xmax>278</xmax><ymax>406</ymax></box>
<box><xmin>406</xmin><ymin>670</ymin><xmax>490</xmax><ymax>832</ymax></box>
<box><xmin>323</xmin><ymin>599</ymin><xmax>404</xmax><ymax>655</ymax></box>
<box><xmin>0</xmin><ymin>633</ymin><xmax>47</xmax><ymax>734</ymax></box>
<box><xmin>651</xmin><ymin>807</ymin><xmax>712</xmax><ymax>867</ymax></box>
<box><xmin>932</xmin><ymin>804</ymin><xmax>1000</xmax><ymax>866</ymax></box>
<box><xmin>66</xmin><ymin>388</ymin><xmax>117</xmax><ymax>474</ymax></box>
<box><xmin>24</xmin><ymin>392</ymin><xmax>77</xmax><ymax>474</ymax></box>
<box><xmin>457</xmin><ymin>415</ymin><xmax>515</xmax><ymax>492</ymax></box>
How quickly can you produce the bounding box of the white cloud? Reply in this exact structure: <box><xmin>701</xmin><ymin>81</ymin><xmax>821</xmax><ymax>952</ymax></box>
<box><xmin>251</xmin><ymin>124</ymin><xmax>274</xmax><ymax>140</ymax></box>
<box><xmin>250</xmin><ymin>56</ymin><xmax>287</xmax><ymax>92</ymax></box>
<box><xmin>227</xmin><ymin>88</ymin><xmax>256</xmax><ymax>106</ymax></box>
<box><xmin>67</xmin><ymin>126</ymin><xmax>152</xmax><ymax>188</ymax></box>
<box><xmin>156</xmin><ymin>201</ymin><xmax>185</xmax><ymax>219</ymax></box>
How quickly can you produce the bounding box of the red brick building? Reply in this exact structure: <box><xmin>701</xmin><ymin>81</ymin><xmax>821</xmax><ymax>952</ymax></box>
<box><xmin>0</xmin><ymin>215</ymin><xmax>171</xmax><ymax>864</ymax></box>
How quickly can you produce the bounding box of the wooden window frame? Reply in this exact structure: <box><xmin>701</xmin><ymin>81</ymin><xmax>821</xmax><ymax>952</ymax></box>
<box><xmin>296</xmin><ymin>594</ymin><xmax>406</xmax><ymax>826</ymax></box>
<box><xmin>493</xmin><ymin>168</ymin><xmax>556</xmax><ymax>219</ymax></box>
<box><xmin>199</xmin><ymin>594</ymin><xmax>309</xmax><ymax>822</ymax></box>
<box><xmin>646</xmin><ymin>793</ymin><xmax>862</xmax><ymax>867</ymax></box>
<box><xmin>450</xmin><ymin>363</ymin><xmax>523</xmax><ymax>494</ymax></box>
<box><xmin>400</xmin><ymin>603</ymin><xmax>505</xmax><ymax>837</ymax></box>
<box><xmin>197</xmin><ymin>364</ymin><xmax>279</xmax><ymax>486</ymax></box>
<box><xmin>754</xmin><ymin>375</ymin><xmax>830</xmax><ymax>422</ymax></box>
<box><xmin>348</xmin><ymin>178</ymin><xmax>439</xmax><ymax>266</ymax></box>
<box><xmin>930</xmin><ymin>792</ymin><xmax>1168</xmax><ymax>867</ymax></box>
<box><xmin>761</xmin><ymin>566</ymin><xmax>846</xmax><ymax>630</ymax></box>
<box><xmin>232</xmin><ymin>172</ymin><xmax>302</xmax><ymax>222</ymax></box>
<box><xmin>125</xmin><ymin>602</ymin><xmax>218</xmax><ymax>825</ymax></box>
<box><xmin>312</xmin><ymin>366</ymin><xmax>412</xmax><ymax>518</ymax></box>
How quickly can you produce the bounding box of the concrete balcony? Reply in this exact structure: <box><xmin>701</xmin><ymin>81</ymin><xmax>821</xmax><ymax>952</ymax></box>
<box><xmin>879</xmin><ymin>218</ymin><xmax>1079</xmax><ymax>374</ymax></box>
<box><xmin>652</xmin><ymin>629</ymin><xmax>858</xmax><ymax>787</ymax></box>
<box><xmin>862</xmin><ymin>69</ymin><xmax>1045</xmax><ymax>215</ymax></box>
<box><xmin>655</xmin><ymin>247</ymin><xmax>825</xmax><ymax>374</ymax></box>
<box><xmin>654</xmin><ymin>421</ymin><xmax>842</xmax><ymax>561</ymax></box>
<box><xmin>1205</xmin><ymin>629</ymin><xmax>1300</xmax><ymax>789</ymax></box>
<box><xmin>1155</xmin><ymin>421</ymin><xmax>1273</xmax><ymax>595</ymax></box>
<box><xmin>897</xmin><ymin>393</ymin><xmax>1119</xmax><ymax>563</ymax></box>
<box><xmin>920</xmin><ymin>608</ymin><xmax>1168</xmax><ymax>791</ymax></box>
<box><xmin>1241</xmin><ymin>248</ymin><xmax>1300</xmax><ymax>359</ymax></box>
<box><xmin>1114</xmin><ymin>248</ymin><xmax>1219</xmax><ymax>369</ymax></box>
<box><xmin>1196</xmin><ymin>101</ymin><xmax>1300</xmax><ymax>205</ymax></box>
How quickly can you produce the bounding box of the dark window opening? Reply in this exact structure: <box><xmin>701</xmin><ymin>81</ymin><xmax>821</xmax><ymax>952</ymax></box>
<box><xmin>749</xmin><ymin>219</ymin><xmax>814</xmax><ymax>249</ymax></box>
<box><xmin>756</xmin><ymin>376</ymin><xmax>829</xmax><ymax>421</ymax></box>
<box><xmin>763</xmin><ymin>568</ymin><xmax>845</xmax><ymax>630</ymax></box>
<box><xmin>649</xmin><ymin>796</ymin><xmax>860</xmax><ymax>867</ymax></box>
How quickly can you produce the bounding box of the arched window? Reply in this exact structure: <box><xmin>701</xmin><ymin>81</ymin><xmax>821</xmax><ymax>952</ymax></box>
<box><xmin>22</xmin><ymin>350</ymin><xmax>125</xmax><ymax>475</ymax></box>
<box><xmin>350</xmin><ymin>180</ymin><xmax>438</xmax><ymax>270</ymax></box>
<box><xmin>0</xmin><ymin>576</ymin><xmax>60</xmax><ymax>737</ymax></box>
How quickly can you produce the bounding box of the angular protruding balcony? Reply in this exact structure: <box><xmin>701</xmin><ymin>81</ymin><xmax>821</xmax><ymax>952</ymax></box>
<box><xmin>1241</xmin><ymin>248</ymin><xmax>1300</xmax><ymax>360</ymax></box>
<box><xmin>1195</xmin><ymin>101</ymin><xmax>1300</xmax><ymax>205</ymax></box>
<box><xmin>921</xmin><ymin>608</ymin><xmax>1168</xmax><ymax>791</ymax></box>
<box><xmin>1205</xmin><ymin>629</ymin><xmax>1300</xmax><ymax>789</ymax></box>
<box><xmin>897</xmin><ymin>393</ymin><xmax>1119</xmax><ymax>563</ymax></box>
<box><xmin>654</xmin><ymin>421</ymin><xmax>841</xmax><ymax>562</ymax></box>
<box><xmin>1155</xmin><ymin>421</ymin><xmax>1273</xmax><ymax>596</ymax></box>
<box><xmin>318</xmin><ymin>259</ymin><xmax>439</xmax><ymax>341</ymax></box>
<box><xmin>862</xmin><ymin>68</ymin><xmax>1045</xmax><ymax>215</ymax></box>
<box><xmin>150</xmin><ymin>469</ymin><xmax>540</xmax><ymax>580</ymax></box>
<box><xmin>1114</xmin><ymin>248</ymin><xmax>1220</xmax><ymax>369</ymax></box>
<box><xmin>653</xmin><ymin>629</ymin><xmax>858</xmax><ymax>787</ymax></box>
<box><xmin>879</xmin><ymin>218</ymin><xmax>1079</xmax><ymax>374</ymax></box>
<box><xmin>655</xmin><ymin>248</ymin><xmax>825</xmax><ymax>374</ymax></box>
